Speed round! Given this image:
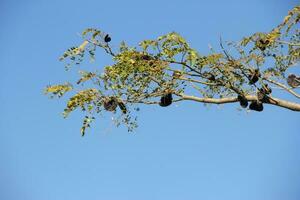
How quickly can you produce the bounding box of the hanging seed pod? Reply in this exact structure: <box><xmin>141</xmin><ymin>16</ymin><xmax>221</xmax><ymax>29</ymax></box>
<box><xmin>248</xmin><ymin>69</ymin><xmax>260</xmax><ymax>85</ymax></box>
<box><xmin>259</xmin><ymin>46</ymin><xmax>266</xmax><ymax>51</ymax></box>
<box><xmin>249</xmin><ymin>101</ymin><xmax>264</xmax><ymax>112</ymax></box>
<box><xmin>103</xmin><ymin>97</ymin><xmax>118</xmax><ymax>112</ymax></box>
<box><xmin>159</xmin><ymin>93</ymin><xmax>173</xmax><ymax>107</ymax></box>
<box><xmin>207</xmin><ymin>74</ymin><xmax>215</xmax><ymax>81</ymax></box>
<box><xmin>104</xmin><ymin>34</ymin><xmax>111</xmax><ymax>43</ymax></box>
<box><xmin>237</xmin><ymin>95</ymin><xmax>248</xmax><ymax>108</ymax></box>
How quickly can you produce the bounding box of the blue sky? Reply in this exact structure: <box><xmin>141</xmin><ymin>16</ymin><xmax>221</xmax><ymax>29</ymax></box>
<box><xmin>1</xmin><ymin>0</ymin><xmax>300</xmax><ymax>200</ymax></box>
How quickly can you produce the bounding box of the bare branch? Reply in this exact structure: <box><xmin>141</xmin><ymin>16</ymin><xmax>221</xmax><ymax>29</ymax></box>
<box><xmin>175</xmin><ymin>93</ymin><xmax>300</xmax><ymax>111</ymax></box>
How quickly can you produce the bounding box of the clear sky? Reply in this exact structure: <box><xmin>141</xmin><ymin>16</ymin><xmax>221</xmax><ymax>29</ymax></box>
<box><xmin>1</xmin><ymin>0</ymin><xmax>300</xmax><ymax>200</ymax></box>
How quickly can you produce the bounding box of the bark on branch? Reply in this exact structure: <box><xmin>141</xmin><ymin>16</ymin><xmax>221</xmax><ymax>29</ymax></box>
<box><xmin>176</xmin><ymin>94</ymin><xmax>300</xmax><ymax>111</ymax></box>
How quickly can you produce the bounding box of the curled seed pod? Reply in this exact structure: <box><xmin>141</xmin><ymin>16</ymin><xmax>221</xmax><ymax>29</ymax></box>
<box><xmin>249</xmin><ymin>101</ymin><xmax>264</xmax><ymax>112</ymax></box>
<box><xmin>104</xmin><ymin>34</ymin><xmax>111</xmax><ymax>43</ymax></box>
<box><xmin>103</xmin><ymin>97</ymin><xmax>118</xmax><ymax>111</ymax></box>
<box><xmin>159</xmin><ymin>93</ymin><xmax>173</xmax><ymax>107</ymax></box>
<box><xmin>237</xmin><ymin>95</ymin><xmax>248</xmax><ymax>108</ymax></box>
<box><xmin>287</xmin><ymin>74</ymin><xmax>300</xmax><ymax>88</ymax></box>
<box><xmin>248</xmin><ymin>69</ymin><xmax>260</xmax><ymax>85</ymax></box>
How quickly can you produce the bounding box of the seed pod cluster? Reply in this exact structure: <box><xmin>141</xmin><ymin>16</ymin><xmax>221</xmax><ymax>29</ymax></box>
<box><xmin>248</xmin><ymin>84</ymin><xmax>272</xmax><ymax>112</ymax></box>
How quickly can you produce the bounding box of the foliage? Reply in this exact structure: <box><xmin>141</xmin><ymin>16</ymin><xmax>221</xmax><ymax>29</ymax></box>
<box><xmin>45</xmin><ymin>6</ymin><xmax>300</xmax><ymax>136</ymax></box>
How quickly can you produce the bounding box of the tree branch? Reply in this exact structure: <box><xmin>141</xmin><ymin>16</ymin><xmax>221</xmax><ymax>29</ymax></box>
<box><xmin>176</xmin><ymin>77</ymin><xmax>218</xmax><ymax>86</ymax></box>
<box><xmin>264</xmin><ymin>78</ymin><xmax>300</xmax><ymax>99</ymax></box>
<box><xmin>175</xmin><ymin>93</ymin><xmax>300</xmax><ymax>111</ymax></box>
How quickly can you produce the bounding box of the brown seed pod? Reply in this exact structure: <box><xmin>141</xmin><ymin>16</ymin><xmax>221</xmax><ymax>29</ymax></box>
<box><xmin>207</xmin><ymin>74</ymin><xmax>215</xmax><ymax>81</ymax></box>
<box><xmin>141</xmin><ymin>54</ymin><xmax>152</xmax><ymax>61</ymax></box>
<box><xmin>259</xmin><ymin>46</ymin><xmax>266</xmax><ymax>51</ymax></box>
<box><xmin>249</xmin><ymin>101</ymin><xmax>264</xmax><ymax>112</ymax></box>
<box><xmin>203</xmin><ymin>72</ymin><xmax>215</xmax><ymax>81</ymax></box>
<box><xmin>103</xmin><ymin>97</ymin><xmax>118</xmax><ymax>112</ymax></box>
<box><xmin>248</xmin><ymin>69</ymin><xmax>260</xmax><ymax>85</ymax></box>
<box><xmin>159</xmin><ymin>93</ymin><xmax>173</xmax><ymax>107</ymax></box>
<box><xmin>104</xmin><ymin>34</ymin><xmax>111</xmax><ymax>43</ymax></box>
<box><xmin>237</xmin><ymin>95</ymin><xmax>248</xmax><ymax>108</ymax></box>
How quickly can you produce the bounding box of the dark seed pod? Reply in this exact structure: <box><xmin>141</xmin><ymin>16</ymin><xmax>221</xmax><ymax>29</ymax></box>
<box><xmin>207</xmin><ymin>74</ymin><xmax>215</xmax><ymax>81</ymax></box>
<box><xmin>259</xmin><ymin>46</ymin><xmax>266</xmax><ymax>51</ymax></box>
<box><xmin>104</xmin><ymin>34</ymin><xmax>111</xmax><ymax>43</ymax></box>
<box><xmin>257</xmin><ymin>38</ymin><xmax>269</xmax><ymax>51</ymax></box>
<box><xmin>248</xmin><ymin>69</ymin><xmax>260</xmax><ymax>85</ymax></box>
<box><xmin>287</xmin><ymin>74</ymin><xmax>300</xmax><ymax>88</ymax></box>
<box><xmin>103</xmin><ymin>97</ymin><xmax>118</xmax><ymax>111</ymax></box>
<box><xmin>141</xmin><ymin>54</ymin><xmax>152</xmax><ymax>61</ymax></box>
<box><xmin>159</xmin><ymin>93</ymin><xmax>173</xmax><ymax>107</ymax></box>
<box><xmin>249</xmin><ymin>101</ymin><xmax>264</xmax><ymax>112</ymax></box>
<box><xmin>237</xmin><ymin>95</ymin><xmax>248</xmax><ymax>108</ymax></box>
<box><xmin>203</xmin><ymin>72</ymin><xmax>215</xmax><ymax>81</ymax></box>
<box><xmin>258</xmin><ymin>39</ymin><xmax>264</xmax><ymax>44</ymax></box>
<box><xmin>264</xmin><ymin>39</ymin><xmax>270</xmax><ymax>45</ymax></box>
<box><xmin>261</xmin><ymin>84</ymin><xmax>272</xmax><ymax>94</ymax></box>
<box><xmin>117</xmin><ymin>101</ymin><xmax>127</xmax><ymax>114</ymax></box>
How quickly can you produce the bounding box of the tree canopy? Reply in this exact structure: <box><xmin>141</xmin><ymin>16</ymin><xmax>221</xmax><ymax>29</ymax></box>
<box><xmin>45</xmin><ymin>6</ymin><xmax>300</xmax><ymax>136</ymax></box>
